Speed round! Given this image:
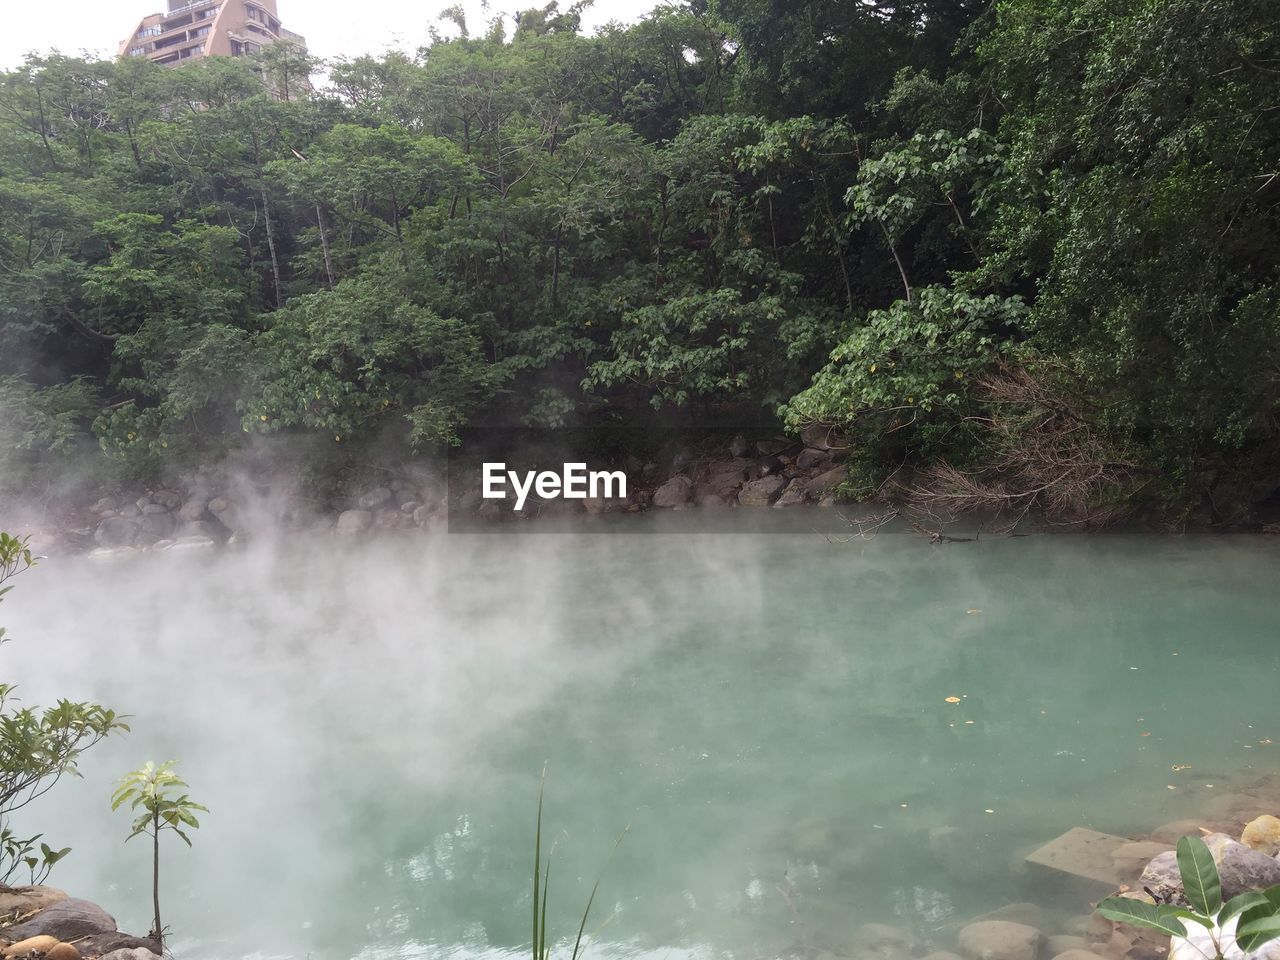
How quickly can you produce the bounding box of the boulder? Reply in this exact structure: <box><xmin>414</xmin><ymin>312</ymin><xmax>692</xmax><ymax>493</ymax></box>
<box><xmin>175</xmin><ymin>520</ymin><xmax>220</xmax><ymax>540</ymax></box>
<box><xmin>796</xmin><ymin>447</ymin><xmax>833</xmax><ymax>470</ymax></box>
<box><xmin>94</xmin><ymin>516</ymin><xmax>137</xmax><ymax>548</ymax></box>
<box><xmin>137</xmin><ymin>512</ymin><xmax>175</xmax><ymax>540</ymax></box>
<box><xmin>358</xmin><ymin>488</ymin><xmax>393</xmax><ymax>510</ymax></box>
<box><xmin>150</xmin><ymin>490</ymin><xmax>182</xmax><ymax>510</ymax></box>
<box><xmin>400</xmin><ymin>500</ymin><xmax>421</xmax><ymax>514</ymax></box>
<box><xmin>46</xmin><ymin>943</ymin><xmax>81</xmax><ymax>960</ymax></box>
<box><xmin>89</xmin><ymin>497</ymin><xmax>118</xmax><ymax>515</ymax></box>
<box><xmin>738</xmin><ymin>475</ymin><xmax>785</xmax><ymax>506</ymax></box>
<box><xmin>0</xmin><ymin>886</ymin><xmax>67</xmax><ymax>922</ymax></box>
<box><xmin>652</xmin><ymin>476</ymin><xmax>693</xmax><ymax>508</ymax></box>
<box><xmin>972</xmin><ymin>903</ymin><xmax>1062</xmax><ymax>934</ymax></box>
<box><xmin>756</xmin><ymin>439</ymin><xmax>792</xmax><ymax>456</ymax></box>
<box><xmin>83</xmin><ymin>933</ymin><xmax>163</xmax><ymax>958</ymax></box>
<box><xmin>87</xmin><ymin>546</ymin><xmax>138</xmax><ymax>562</ymax></box>
<box><xmin>728</xmin><ymin>435</ymin><xmax>751</xmax><ymax>457</ymax></box>
<box><xmin>1047</xmin><ymin>936</ymin><xmax>1091</xmax><ymax>955</ymax></box>
<box><xmin>772</xmin><ymin>478</ymin><xmax>809</xmax><ymax>508</ymax></box>
<box><xmin>413</xmin><ymin>505</ymin><xmax>433</xmax><ymax>525</ymax></box>
<box><xmin>699</xmin><ymin>461</ymin><xmax>753</xmax><ymax>497</ymax></box>
<box><xmin>116</xmin><ymin>504</ymin><xmax>141</xmax><ymax>519</ymax></box>
<box><xmin>924</xmin><ymin>953</ymin><xmax>964</xmax><ymax>960</ymax></box>
<box><xmin>3</xmin><ymin>936</ymin><xmax>59</xmax><ymax>958</ymax></box>
<box><xmin>1150</xmin><ymin>820</ymin><xmax>1228</xmax><ymax>844</ymax></box>
<box><xmin>336</xmin><ymin>509</ymin><xmax>374</xmax><ymax>534</ymax></box>
<box><xmin>958</xmin><ymin>921</ymin><xmax>1044</xmax><ymax>960</ymax></box>
<box><xmin>176</xmin><ymin>497</ymin><xmax>210</xmax><ymax>522</ymax></box>
<box><xmin>1051</xmin><ymin>951</ymin><xmax>1109</xmax><ymax>960</ymax></box>
<box><xmin>1242</xmin><ymin>815</ymin><xmax>1280</xmax><ymax>856</ymax></box>
<box><xmin>856</xmin><ymin>923</ymin><xmax>920</xmax><ymax>954</ymax></box>
<box><xmin>1141</xmin><ymin>833</ymin><xmax>1280</xmax><ymax>904</ymax></box>
<box><xmin>3</xmin><ymin>897</ymin><xmax>115</xmax><ymax>942</ymax></box>
<box><xmin>807</xmin><ymin>466</ymin><xmax>847</xmax><ymax>499</ymax></box>
<box><xmin>1111</xmin><ymin>841</ymin><xmax>1174</xmax><ymax>879</ymax></box>
<box><xmin>1202</xmin><ymin>793</ymin><xmax>1273</xmax><ymax>825</ymax></box>
<box><xmin>163</xmin><ymin>536</ymin><xmax>216</xmax><ymax>552</ymax></box>
<box><xmin>801</xmin><ymin>423</ymin><xmax>846</xmax><ymax>451</ymax></box>
<box><xmin>139</xmin><ymin>503</ymin><xmax>169</xmax><ymax>516</ymax></box>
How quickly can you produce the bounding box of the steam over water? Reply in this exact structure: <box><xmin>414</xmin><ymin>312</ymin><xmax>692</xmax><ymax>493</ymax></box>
<box><xmin>5</xmin><ymin>518</ymin><xmax>1280</xmax><ymax>960</ymax></box>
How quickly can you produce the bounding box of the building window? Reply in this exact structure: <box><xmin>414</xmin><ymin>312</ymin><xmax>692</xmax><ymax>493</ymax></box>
<box><xmin>193</xmin><ymin>25</ymin><xmax>210</xmax><ymax>36</ymax></box>
<box><xmin>137</xmin><ymin>24</ymin><xmax>162</xmax><ymax>37</ymax></box>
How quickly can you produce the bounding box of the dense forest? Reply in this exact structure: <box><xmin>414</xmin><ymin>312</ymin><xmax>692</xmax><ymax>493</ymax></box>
<box><xmin>1</xmin><ymin>0</ymin><xmax>1278</xmax><ymax>525</ymax></box>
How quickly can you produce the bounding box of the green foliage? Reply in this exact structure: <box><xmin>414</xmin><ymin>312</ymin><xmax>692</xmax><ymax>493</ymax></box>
<box><xmin>112</xmin><ymin>759</ymin><xmax>207</xmax><ymax>941</ymax></box>
<box><xmin>0</xmin><ymin>532</ymin><xmax>129</xmax><ymax>885</ymax></box>
<box><xmin>1097</xmin><ymin>836</ymin><xmax>1280</xmax><ymax>960</ymax></box>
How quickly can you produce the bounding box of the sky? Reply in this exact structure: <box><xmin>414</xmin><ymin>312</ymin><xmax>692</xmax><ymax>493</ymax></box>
<box><xmin>0</xmin><ymin>0</ymin><xmax>661</xmax><ymax>70</ymax></box>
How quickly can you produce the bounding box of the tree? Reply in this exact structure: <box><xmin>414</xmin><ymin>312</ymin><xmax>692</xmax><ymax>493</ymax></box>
<box><xmin>111</xmin><ymin>760</ymin><xmax>207</xmax><ymax>942</ymax></box>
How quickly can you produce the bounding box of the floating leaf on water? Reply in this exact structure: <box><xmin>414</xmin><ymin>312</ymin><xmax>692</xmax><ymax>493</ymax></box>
<box><xmin>1260</xmin><ymin>739</ymin><xmax>1273</xmax><ymax>745</ymax></box>
<box><xmin>1167</xmin><ymin>785</ymin><xmax>1177</xmax><ymax>790</ymax></box>
<box><xmin>1172</xmin><ymin>764</ymin><xmax>1192</xmax><ymax>772</ymax></box>
<box><xmin>966</xmin><ymin>609</ymin><xmax>982</xmax><ymax>615</ymax></box>
<box><xmin>1140</xmin><ymin>732</ymin><xmax>1151</xmax><ymax>737</ymax></box>
<box><xmin>964</xmin><ymin>720</ymin><xmax>975</xmax><ymax>725</ymax></box>
<box><xmin>984</xmin><ymin>809</ymin><xmax>995</xmax><ymax>814</ymax></box>
<box><xmin>944</xmin><ymin>697</ymin><xmax>961</xmax><ymax>704</ymax></box>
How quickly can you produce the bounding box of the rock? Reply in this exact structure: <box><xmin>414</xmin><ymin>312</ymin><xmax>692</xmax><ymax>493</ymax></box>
<box><xmin>45</xmin><ymin>943</ymin><xmax>81</xmax><ymax>960</ymax></box>
<box><xmin>83</xmin><ymin>933</ymin><xmax>163</xmax><ymax>958</ymax></box>
<box><xmin>755</xmin><ymin>455</ymin><xmax>785</xmax><ymax>477</ymax></box>
<box><xmin>89</xmin><ymin>497</ymin><xmax>118</xmax><ymax>514</ymax></box>
<box><xmin>652</xmin><ymin>476</ymin><xmax>693</xmax><ymax>508</ymax></box>
<box><xmin>807</xmin><ymin>466</ymin><xmax>847</xmax><ymax>499</ymax></box>
<box><xmin>94</xmin><ymin>516</ymin><xmax>137</xmax><ymax>548</ymax></box>
<box><xmin>856</xmin><ymin>923</ymin><xmax>920</xmax><ymax>953</ymax></box>
<box><xmin>163</xmin><ymin>536</ymin><xmax>216</xmax><ymax>552</ymax></box>
<box><xmin>1141</xmin><ymin>833</ymin><xmax>1280</xmax><ymax>904</ymax></box>
<box><xmin>801</xmin><ymin>423</ymin><xmax>846</xmax><ymax>451</ymax></box>
<box><xmin>973</xmin><ymin>903</ymin><xmax>1062</xmax><ymax>934</ymax></box>
<box><xmin>358</xmin><ymin>488</ymin><xmax>393</xmax><ymax>510</ymax></box>
<box><xmin>728</xmin><ymin>435</ymin><xmax>751</xmax><ymax>458</ymax></box>
<box><xmin>400</xmin><ymin>500</ymin><xmax>421</xmax><ymax>514</ymax></box>
<box><xmin>116</xmin><ymin>504</ymin><xmax>141</xmax><ymax>519</ymax></box>
<box><xmin>1202</xmin><ymin>793</ymin><xmax>1273</xmax><ymax>825</ymax></box>
<box><xmin>139</xmin><ymin>503</ymin><xmax>169</xmax><ymax>516</ymax></box>
<box><xmin>773</xmin><ymin>478</ymin><xmax>809</xmax><ymax>507</ymax></box>
<box><xmin>0</xmin><ymin>886</ymin><xmax>67</xmax><ymax>922</ymax></box>
<box><xmin>756</xmin><ymin>438</ymin><xmax>792</xmax><ymax>456</ymax></box>
<box><xmin>3</xmin><ymin>935</ymin><xmax>60</xmax><ymax>957</ymax></box>
<box><xmin>1052</xmin><ymin>951</ymin><xmax>1109</xmax><ymax>960</ymax></box>
<box><xmin>207</xmin><ymin>496</ymin><xmax>235</xmax><ymax>520</ymax></box>
<box><xmin>1149</xmin><ymin>819</ymin><xmax>1228</xmax><ymax>844</ymax></box>
<box><xmin>150</xmin><ymin>490</ymin><xmax>182</xmax><ymax>510</ymax></box>
<box><xmin>696</xmin><ymin>491</ymin><xmax>730</xmax><ymax>508</ymax></box>
<box><xmin>3</xmin><ymin>897</ymin><xmax>115</xmax><ymax>942</ymax></box>
<box><xmin>738</xmin><ymin>475</ymin><xmax>785</xmax><ymax>506</ymax></box>
<box><xmin>176</xmin><ymin>497</ymin><xmax>210</xmax><ymax>522</ymax></box>
<box><xmin>796</xmin><ymin>447</ymin><xmax>832</xmax><ymax>469</ymax></box>
<box><xmin>958</xmin><ymin>921</ymin><xmax>1044</xmax><ymax>960</ymax></box>
<box><xmin>1111</xmin><ymin>841</ymin><xmax>1173</xmax><ymax>879</ymax></box>
<box><xmin>699</xmin><ymin>460</ymin><xmax>754</xmax><ymax>497</ymax></box>
<box><xmin>924</xmin><ymin>953</ymin><xmax>965</xmax><ymax>960</ymax></box>
<box><xmin>137</xmin><ymin>512</ymin><xmax>175</xmax><ymax>540</ymax></box>
<box><xmin>174</xmin><ymin>520</ymin><xmax>220</xmax><ymax>540</ymax></box>
<box><xmin>1207</xmin><ymin>831</ymin><xmax>1280</xmax><ymax>896</ymax></box>
<box><xmin>1242</xmin><ymin>815</ymin><xmax>1280</xmax><ymax>856</ymax></box>
<box><xmin>336</xmin><ymin>509</ymin><xmax>373</xmax><ymax>534</ymax></box>
<box><xmin>1047</xmin><ymin>937</ymin><xmax>1091</xmax><ymax>955</ymax></box>
<box><xmin>87</xmin><ymin>547</ymin><xmax>137</xmax><ymax>561</ymax></box>
<box><xmin>413</xmin><ymin>505</ymin><xmax>433</xmax><ymax>525</ymax></box>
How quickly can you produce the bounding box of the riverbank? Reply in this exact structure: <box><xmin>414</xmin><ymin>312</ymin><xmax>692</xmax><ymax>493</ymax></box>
<box><xmin>0</xmin><ymin>887</ymin><xmax>158</xmax><ymax>959</ymax></box>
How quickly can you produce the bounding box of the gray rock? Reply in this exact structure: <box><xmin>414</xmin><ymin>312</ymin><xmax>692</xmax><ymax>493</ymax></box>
<box><xmin>88</xmin><ymin>935</ymin><xmax>164</xmax><ymax>958</ymax></box>
<box><xmin>150</xmin><ymin>489</ymin><xmax>183</xmax><ymax>510</ymax></box>
<box><xmin>87</xmin><ymin>546</ymin><xmax>138</xmax><ymax>561</ymax></box>
<box><xmin>756</xmin><ymin>438</ymin><xmax>792</xmax><ymax>456</ymax></box>
<box><xmin>90</xmin><ymin>496</ymin><xmax>118</xmax><ymax>514</ymax></box>
<box><xmin>700</xmin><ymin>460</ymin><xmax>754</xmax><ymax>497</ymax></box>
<box><xmin>138</xmin><ymin>512</ymin><xmax>175</xmax><ymax>540</ymax></box>
<box><xmin>807</xmin><ymin>466</ymin><xmax>847</xmax><ymax>499</ymax></box>
<box><xmin>728</xmin><ymin>435</ymin><xmax>750</xmax><ymax>458</ymax></box>
<box><xmin>94</xmin><ymin>516</ymin><xmax>137</xmax><ymax>547</ymax></box>
<box><xmin>738</xmin><ymin>475</ymin><xmax>786</xmax><ymax>506</ymax></box>
<box><xmin>175</xmin><ymin>520</ymin><xmax>220</xmax><ymax>540</ymax></box>
<box><xmin>164</xmin><ymin>536</ymin><xmax>216</xmax><ymax>552</ymax></box>
<box><xmin>1141</xmin><ymin>833</ymin><xmax>1280</xmax><ymax>904</ymax></box>
<box><xmin>208</xmin><ymin>496</ymin><xmax>234</xmax><ymax>519</ymax></box>
<box><xmin>773</xmin><ymin>478</ymin><xmax>809</xmax><ymax>508</ymax></box>
<box><xmin>801</xmin><ymin>423</ymin><xmax>846</xmax><ymax>451</ymax></box>
<box><xmin>140</xmin><ymin>502</ymin><xmax>169</xmax><ymax>515</ymax></box>
<box><xmin>117</xmin><ymin>503</ymin><xmax>142</xmax><ymax>519</ymax></box>
<box><xmin>4</xmin><ymin>896</ymin><xmax>116</xmax><ymax>941</ymax></box>
<box><xmin>336</xmin><ymin>509</ymin><xmax>374</xmax><ymax>533</ymax></box>
<box><xmin>796</xmin><ymin>447</ymin><xmax>833</xmax><ymax>470</ymax></box>
<box><xmin>958</xmin><ymin>921</ymin><xmax>1044</xmax><ymax>960</ymax></box>
<box><xmin>358</xmin><ymin>488</ymin><xmax>393</xmax><ymax>510</ymax></box>
<box><xmin>413</xmin><ymin>505</ymin><xmax>433</xmax><ymax>525</ymax></box>
<box><xmin>177</xmin><ymin>497</ymin><xmax>210</xmax><ymax>522</ymax></box>
<box><xmin>400</xmin><ymin>500</ymin><xmax>421</xmax><ymax>514</ymax></box>
<box><xmin>696</xmin><ymin>491</ymin><xmax>730</xmax><ymax>508</ymax></box>
<box><xmin>652</xmin><ymin>476</ymin><xmax>693</xmax><ymax>508</ymax></box>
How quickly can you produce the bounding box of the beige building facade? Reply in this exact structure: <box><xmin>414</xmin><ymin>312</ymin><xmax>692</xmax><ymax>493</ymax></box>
<box><xmin>120</xmin><ymin>0</ymin><xmax>306</xmax><ymax>67</ymax></box>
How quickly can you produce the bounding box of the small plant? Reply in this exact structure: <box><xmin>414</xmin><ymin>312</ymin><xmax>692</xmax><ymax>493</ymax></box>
<box><xmin>531</xmin><ymin>770</ymin><xmax>626</xmax><ymax>960</ymax></box>
<box><xmin>1097</xmin><ymin>835</ymin><xmax>1280</xmax><ymax>960</ymax></box>
<box><xmin>111</xmin><ymin>760</ymin><xmax>208</xmax><ymax>942</ymax></box>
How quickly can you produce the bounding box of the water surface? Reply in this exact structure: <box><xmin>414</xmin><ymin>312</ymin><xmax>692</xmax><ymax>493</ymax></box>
<box><xmin>5</xmin><ymin>516</ymin><xmax>1279</xmax><ymax>959</ymax></box>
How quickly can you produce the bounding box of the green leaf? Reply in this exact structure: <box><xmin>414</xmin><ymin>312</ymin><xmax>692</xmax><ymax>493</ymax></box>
<box><xmin>1237</xmin><ymin>916</ymin><xmax>1280</xmax><ymax>952</ymax></box>
<box><xmin>1177</xmin><ymin>836</ymin><xmax>1222</xmax><ymax>916</ymax></box>
<box><xmin>1220</xmin><ymin>891</ymin><xmax>1269</xmax><ymax>924</ymax></box>
<box><xmin>1096</xmin><ymin>898</ymin><xmax>1189</xmax><ymax>937</ymax></box>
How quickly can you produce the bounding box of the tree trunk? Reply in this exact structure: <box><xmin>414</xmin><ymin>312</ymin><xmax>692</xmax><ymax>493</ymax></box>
<box><xmin>260</xmin><ymin>184</ymin><xmax>283</xmax><ymax>308</ymax></box>
<box><xmin>315</xmin><ymin>204</ymin><xmax>335</xmax><ymax>288</ymax></box>
<box><xmin>151</xmin><ymin>815</ymin><xmax>162</xmax><ymax>941</ymax></box>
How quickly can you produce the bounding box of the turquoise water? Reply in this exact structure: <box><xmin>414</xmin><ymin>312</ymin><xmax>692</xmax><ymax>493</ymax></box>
<box><xmin>4</xmin><ymin>517</ymin><xmax>1279</xmax><ymax>959</ymax></box>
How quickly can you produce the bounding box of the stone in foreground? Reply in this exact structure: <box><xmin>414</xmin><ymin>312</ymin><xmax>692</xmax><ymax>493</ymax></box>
<box><xmin>1025</xmin><ymin>826</ymin><xmax>1129</xmax><ymax>886</ymax></box>
<box><xmin>958</xmin><ymin>920</ymin><xmax>1044</xmax><ymax>960</ymax></box>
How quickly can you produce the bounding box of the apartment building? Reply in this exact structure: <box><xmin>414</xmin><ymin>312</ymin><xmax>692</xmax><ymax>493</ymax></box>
<box><xmin>120</xmin><ymin>0</ymin><xmax>306</xmax><ymax>68</ymax></box>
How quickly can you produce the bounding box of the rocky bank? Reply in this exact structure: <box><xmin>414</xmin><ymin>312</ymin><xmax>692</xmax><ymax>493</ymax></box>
<box><xmin>0</xmin><ymin>886</ymin><xmax>159</xmax><ymax>960</ymax></box>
